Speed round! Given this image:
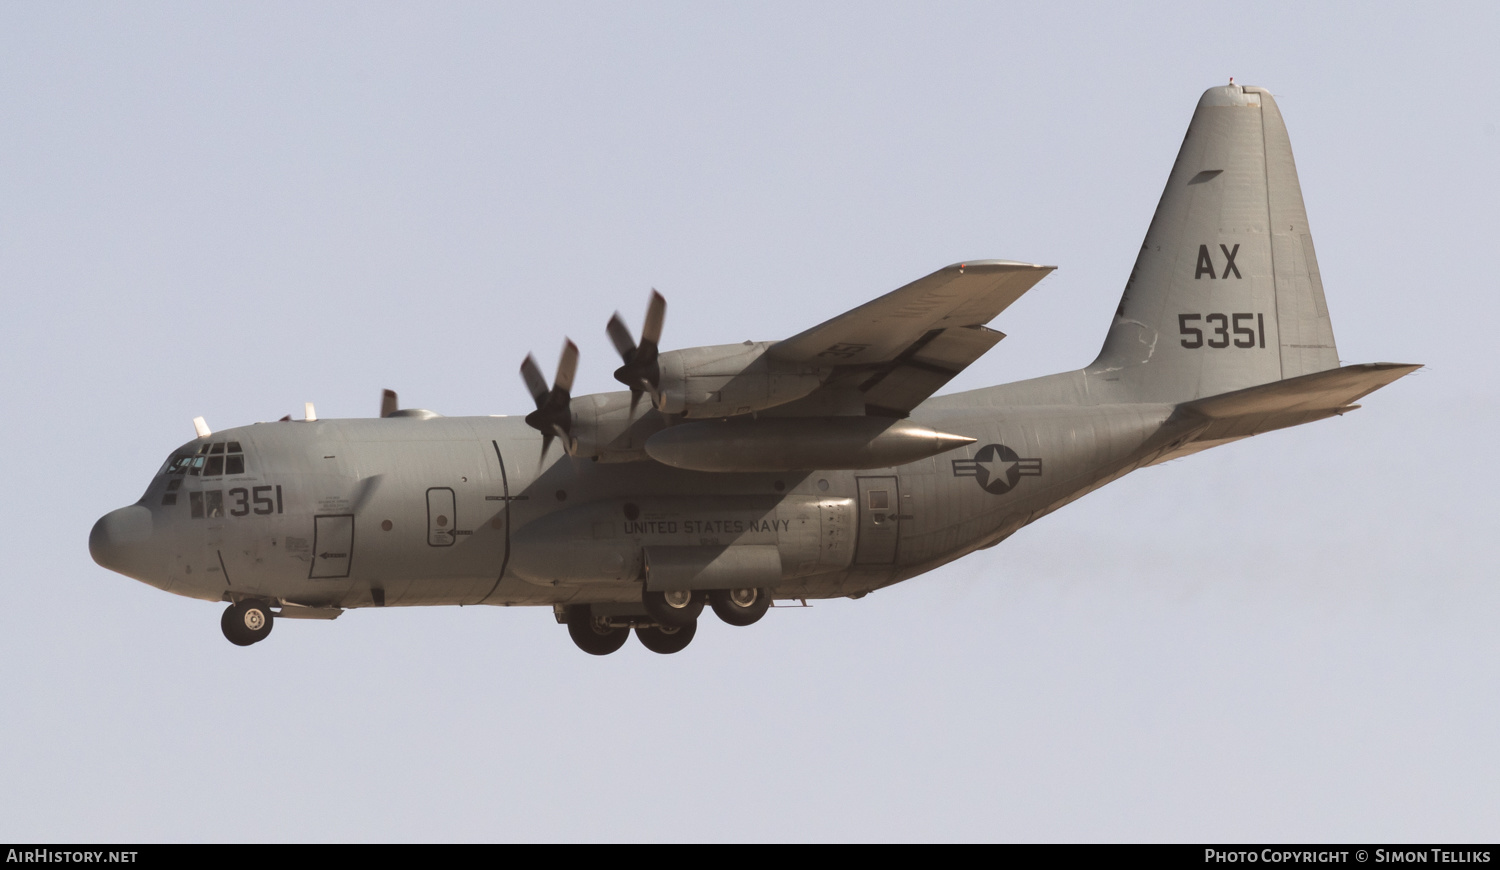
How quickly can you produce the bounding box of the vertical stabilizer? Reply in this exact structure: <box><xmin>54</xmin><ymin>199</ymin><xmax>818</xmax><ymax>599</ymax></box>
<box><xmin>1089</xmin><ymin>84</ymin><xmax>1339</xmax><ymax>403</ymax></box>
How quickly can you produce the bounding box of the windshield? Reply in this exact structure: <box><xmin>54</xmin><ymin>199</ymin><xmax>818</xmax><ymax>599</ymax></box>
<box><xmin>159</xmin><ymin>441</ymin><xmax>247</xmax><ymax>477</ymax></box>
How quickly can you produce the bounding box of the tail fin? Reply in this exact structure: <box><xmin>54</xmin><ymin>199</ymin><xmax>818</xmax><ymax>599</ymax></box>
<box><xmin>1089</xmin><ymin>84</ymin><xmax>1339</xmax><ymax>403</ymax></box>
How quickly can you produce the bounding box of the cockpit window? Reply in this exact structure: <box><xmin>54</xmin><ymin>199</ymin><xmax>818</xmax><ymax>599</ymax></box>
<box><xmin>163</xmin><ymin>441</ymin><xmax>247</xmax><ymax>478</ymax></box>
<box><xmin>162</xmin><ymin>454</ymin><xmax>203</xmax><ymax>476</ymax></box>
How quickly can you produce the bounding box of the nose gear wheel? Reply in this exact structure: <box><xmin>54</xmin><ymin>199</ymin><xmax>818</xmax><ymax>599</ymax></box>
<box><xmin>221</xmin><ymin>601</ymin><xmax>274</xmax><ymax>646</ymax></box>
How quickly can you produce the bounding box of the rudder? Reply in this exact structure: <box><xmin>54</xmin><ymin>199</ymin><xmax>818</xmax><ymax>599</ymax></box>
<box><xmin>1089</xmin><ymin>84</ymin><xmax>1339</xmax><ymax>403</ymax></box>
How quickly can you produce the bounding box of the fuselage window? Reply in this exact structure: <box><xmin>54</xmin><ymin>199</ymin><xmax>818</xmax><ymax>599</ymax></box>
<box><xmin>189</xmin><ymin>491</ymin><xmax>204</xmax><ymax>519</ymax></box>
<box><xmin>205</xmin><ymin>490</ymin><xmax>224</xmax><ymax>518</ymax></box>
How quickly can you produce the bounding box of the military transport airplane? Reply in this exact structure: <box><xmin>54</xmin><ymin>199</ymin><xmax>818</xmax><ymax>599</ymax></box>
<box><xmin>91</xmin><ymin>83</ymin><xmax>1418</xmax><ymax>655</ymax></box>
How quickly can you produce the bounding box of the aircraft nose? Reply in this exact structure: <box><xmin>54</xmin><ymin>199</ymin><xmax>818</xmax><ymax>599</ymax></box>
<box><xmin>89</xmin><ymin>505</ymin><xmax>157</xmax><ymax>581</ymax></box>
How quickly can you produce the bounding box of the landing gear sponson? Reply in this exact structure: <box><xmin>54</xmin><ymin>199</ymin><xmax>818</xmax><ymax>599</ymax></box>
<box><xmin>561</xmin><ymin>586</ymin><xmax>773</xmax><ymax>655</ymax></box>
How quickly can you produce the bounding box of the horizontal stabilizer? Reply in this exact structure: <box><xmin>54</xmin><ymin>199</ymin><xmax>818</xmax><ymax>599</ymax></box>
<box><xmin>1149</xmin><ymin>362</ymin><xmax>1420</xmax><ymax>465</ymax></box>
<box><xmin>1179</xmin><ymin>362</ymin><xmax>1420</xmax><ymax>420</ymax></box>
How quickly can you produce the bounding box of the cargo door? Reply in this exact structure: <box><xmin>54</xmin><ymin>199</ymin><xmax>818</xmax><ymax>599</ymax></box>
<box><xmin>854</xmin><ymin>476</ymin><xmax>900</xmax><ymax>564</ymax></box>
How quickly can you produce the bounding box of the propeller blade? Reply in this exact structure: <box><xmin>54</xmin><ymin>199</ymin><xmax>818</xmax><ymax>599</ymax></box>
<box><xmin>611</xmin><ymin>290</ymin><xmax>666</xmax><ymax>405</ymax></box>
<box><xmin>553</xmin><ymin>339</ymin><xmax>579</xmax><ymax>396</ymax></box>
<box><xmin>523</xmin><ymin>341</ymin><xmax>578</xmax><ymax>457</ymax></box>
<box><xmin>606</xmin><ymin>313</ymin><xmax>636</xmax><ymax>360</ymax></box>
<box><xmin>641</xmin><ymin>289</ymin><xmax>665</xmax><ymax>347</ymax></box>
<box><xmin>380</xmin><ymin>389</ymin><xmax>398</xmax><ymax>418</ymax></box>
<box><xmin>520</xmin><ymin>354</ymin><xmax>550</xmax><ymax>409</ymax></box>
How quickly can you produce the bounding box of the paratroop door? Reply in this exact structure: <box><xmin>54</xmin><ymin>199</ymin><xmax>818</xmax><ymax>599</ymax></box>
<box><xmin>854</xmin><ymin>476</ymin><xmax>900</xmax><ymax>565</ymax></box>
<box><xmin>427</xmin><ymin>487</ymin><xmax>456</xmax><ymax>546</ymax></box>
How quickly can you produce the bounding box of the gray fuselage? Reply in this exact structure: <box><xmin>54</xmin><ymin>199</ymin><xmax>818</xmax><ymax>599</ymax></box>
<box><xmin>94</xmin><ymin>374</ymin><xmax>1181</xmax><ymax>612</ymax></box>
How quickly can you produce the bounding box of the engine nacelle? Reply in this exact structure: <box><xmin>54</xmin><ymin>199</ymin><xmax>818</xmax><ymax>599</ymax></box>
<box><xmin>655</xmin><ymin>342</ymin><xmax>825</xmax><ymax>418</ymax></box>
<box><xmin>567</xmin><ymin>392</ymin><xmax>668</xmax><ymax>463</ymax></box>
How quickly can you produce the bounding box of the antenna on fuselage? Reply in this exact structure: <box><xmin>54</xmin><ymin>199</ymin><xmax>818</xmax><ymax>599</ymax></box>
<box><xmin>304</xmin><ymin>402</ymin><xmax>317</xmax><ymax>422</ymax></box>
<box><xmin>192</xmin><ymin>416</ymin><xmax>211</xmax><ymax>438</ymax></box>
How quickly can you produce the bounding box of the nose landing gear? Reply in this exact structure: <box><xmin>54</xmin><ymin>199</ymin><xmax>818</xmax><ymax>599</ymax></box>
<box><xmin>221</xmin><ymin>601</ymin><xmax>274</xmax><ymax>646</ymax></box>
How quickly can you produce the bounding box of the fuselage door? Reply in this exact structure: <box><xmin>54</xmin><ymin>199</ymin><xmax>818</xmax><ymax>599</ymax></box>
<box><xmin>427</xmin><ymin>487</ymin><xmax>456</xmax><ymax>546</ymax></box>
<box><xmin>309</xmin><ymin>514</ymin><xmax>354</xmax><ymax>579</ymax></box>
<box><xmin>854</xmin><ymin>475</ymin><xmax>900</xmax><ymax>564</ymax></box>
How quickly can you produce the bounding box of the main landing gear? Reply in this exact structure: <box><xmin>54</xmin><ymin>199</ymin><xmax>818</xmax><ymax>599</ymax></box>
<box><xmin>562</xmin><ymin>586</ymin><xmax>774</xmax><ymax>656</ymax></box>
<box><xmin>642</xmin><ymin>588</ymin><xmax>704</xmax><ymax>628</ymax></box>
<box><xmin>708</xmin><ymin>587</ymin><xmax>771</xmax><ymax>627</ymax></box>
<box><xmin>221</xmin><ymin>600</ymin><xmax>274</xmax><ymax>646</ymax></box>
<box><xmin>565</xmin><ymin>606</ymin><xmax>631</xmax><ymax>656</ymax></box>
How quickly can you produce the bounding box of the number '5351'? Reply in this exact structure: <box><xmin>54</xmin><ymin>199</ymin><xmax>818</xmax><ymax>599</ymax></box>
<box><xmin>1179</xmin><ymin>313</ymin><xmax>1266</xmax><ymax>349</ymax></box>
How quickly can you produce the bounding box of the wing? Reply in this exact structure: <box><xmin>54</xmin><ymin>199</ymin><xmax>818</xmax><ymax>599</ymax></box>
<box><xmin>768</xmin><ymin>260</ymin><xmax>1054</xmax><ymax>415</ymax></box>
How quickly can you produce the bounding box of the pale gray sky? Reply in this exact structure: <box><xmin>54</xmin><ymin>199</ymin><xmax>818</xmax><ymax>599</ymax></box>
<box><xmin>3</xmin><ymin>2</ymin><xmax>1496</xmax><ymax>841</ymax></box>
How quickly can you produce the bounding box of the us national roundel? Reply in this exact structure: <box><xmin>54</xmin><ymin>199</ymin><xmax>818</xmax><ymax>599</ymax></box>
<box><xmin>951</xmin><ymin>444</ymin><xmax>1043</xmax><ymax>495</ymax></box>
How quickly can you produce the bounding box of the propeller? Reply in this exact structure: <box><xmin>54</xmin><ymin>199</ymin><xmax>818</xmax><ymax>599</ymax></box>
<box><xmin>521</xmin><ymin>338</ymin><xmax>579</xmax><ymax>461</ymax></box>
<box><xmin>607</xmin><ymin>289</ymin><xmax>666</xmax><ymax>410</ymax></box>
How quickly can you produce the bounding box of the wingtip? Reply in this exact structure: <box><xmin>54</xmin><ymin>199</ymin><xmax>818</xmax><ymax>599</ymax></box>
<box><xmin>946</xmin><ymin>259</ymin><xmax>1052</xmax><ymax>272</ymax></box>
